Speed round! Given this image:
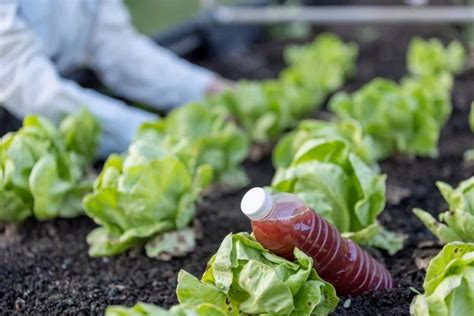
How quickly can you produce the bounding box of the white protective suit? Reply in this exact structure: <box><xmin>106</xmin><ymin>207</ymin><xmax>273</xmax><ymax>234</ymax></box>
<box><xmin>0</xmin><ymin>0</ymin><xmax>216</xmax><ymax>155</ymax></box>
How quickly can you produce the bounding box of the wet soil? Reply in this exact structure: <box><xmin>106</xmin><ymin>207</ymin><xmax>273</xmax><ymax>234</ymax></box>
<box><xmin>1</xmin><ymin>23</ymin><xmax>474</xmax><ymax>315</ymax></box>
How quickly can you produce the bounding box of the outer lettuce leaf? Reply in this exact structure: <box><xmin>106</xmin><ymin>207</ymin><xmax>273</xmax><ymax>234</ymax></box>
<box><xmin>129</xmin><ymin>103</ymin><xmax>249</xmax><ymax>188</ymax></box>
<box><xmin>106</xmin><ymin>302</ymin><xmax>226</xmax><ymax>316</ymax></box>
<box><xmin>0</xmin><ymin>109</ymin><xmax>100</xmax><ymax>223</ymax></box>
<box><xmin>176</xmin><ymin>232</ymin><xmax>339</xmax><ymax>316</ymax></box>
<box><xmin>209</xmin><ymin>33</ymin><xmax>358</xmax><ymax>144</ymax></box>
<box><xmin>273</xmin><ymin>118</ymin><xmax>377</xmax><ymax>169</ymax></box>
<box><xmin>272</xmin><ymin>139</ymin><xmax>404</xmax><ymax>254</ymax></box>
<box><xmin>411</xmin><ymin>242</ymin><xmax>474</xmax><ymax>316</ymax></box>
<box><xmin>83</xmin><ymin>154</ymin><xmax>212</xmax><ymax>258</ymax></box>
<box><xmin>413</xmin><ymin>178</ymin><xmax>474</xmax><ymax>244</ymax></box>
<box><xmin>59</xmin><ymin>107</ymin><xmax>101</xmax><ymax>167</ymax></box>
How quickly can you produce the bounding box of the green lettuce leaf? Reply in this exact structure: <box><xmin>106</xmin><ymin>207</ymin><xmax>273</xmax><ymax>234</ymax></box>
<box><xmin>83</xmin><ymin>153</ymin><xmax>212</xmax><ymax>258</ymax></box>
<box><xmin>0</xmin><ymin>109</ymin><xmax>100</xmax><ymax>223</ymax></box>
<box><xmin>413</xmin><ymin>177</ymin><xmax>474</xmax><ymax>244</ymax></box>
<box><xmin>176</xmin><ymin>232</ymin><xmax>339</xmax><ymax>316</ymax></box>
<box><xmin>29</xmin><ymin>153</ymin><xmax>91</xmax><ymax>220</ymax></box>
<box><xmin>272</xmin><ymin>138</ymin><xmax>404</xmax><ymax>254</ymax></box>
<box><xmin>410</xmin><ymin>242</ymin><xmax>474</xmax><ymax>316</ymax></box>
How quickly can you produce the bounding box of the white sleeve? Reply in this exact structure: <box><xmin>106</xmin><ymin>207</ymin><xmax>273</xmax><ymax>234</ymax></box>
<box><xmin>89</xmin><ymin>0</ymin><xmax>216</xmax><ymax>110</ymax></box>
<box><xmin>0</xmin><ymin>1</ymin><xmax>157</xmax><ymax>157</ymax></box>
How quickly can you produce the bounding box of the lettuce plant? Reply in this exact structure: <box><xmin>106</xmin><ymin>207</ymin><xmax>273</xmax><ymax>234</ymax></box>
<box><xmin>410</xmin><ymin>242</ymin><xmax>474</xmax><ymax>316</ymax></box>
<box><xmin>282</xmin><ymin>33</ymin><xmax>358</xmax><ymax>94</ymax></box>
<box><xmin>83</xmin><ymin>103</ymin><xmax>248</xmax><ymax>258</ymax></box>
<box><xmin>83</xmin><ymin>154</ymin><xmax>212</xmax><ymax>258</ymax></box>
<box><xmin>209</xmin><ymin>34</ymin><xmax>358</xmax><ymax>144</ymax></box>
<box><xmin>273</xmin><ymin>118</ymin><xmax>377</xmax><ymax>169</ymax></box>
<box><xmin>128</xmin><ymin>103</ymin><xmax>249</xmax><ymax>187</ymax></box>
<box><xmin>272</xmin><ymin>138</ymin><xmax>404</xmax><ymax>254</ymax></box>
<box><xmin>176</xmin><ymin>232</ymin><xmax>338</xmax><ymax>316</ymax></box>
<box><xmin>330</xmin><ymin>77</ymin><xmax>451</xmax><ymax>159</ymax></box>
<box><xmin>0</xmin><ymin>109</ymin><xmax>100</xmax><ymax>223</ymax></box>
<box><xmin>413</xmin><ymin>177</ymin><xmax>474</xmax><ymax>244</ymax></box>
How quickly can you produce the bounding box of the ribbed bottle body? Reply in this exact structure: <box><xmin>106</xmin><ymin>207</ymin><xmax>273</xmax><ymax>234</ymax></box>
<box><xmin>251</xmin><ymin>199</ymin><xmax>393</xmax><ymax>296</ymax></box>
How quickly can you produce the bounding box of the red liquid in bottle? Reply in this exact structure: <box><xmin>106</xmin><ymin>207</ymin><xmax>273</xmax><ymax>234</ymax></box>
<box><xmin>249</xmin><ymin>194</ymin><xmax>393</xmax><ymax>296</ymax></box>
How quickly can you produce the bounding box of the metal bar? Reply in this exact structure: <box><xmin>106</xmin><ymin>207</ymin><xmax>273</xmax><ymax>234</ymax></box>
<box><xmin>213</xmin><ymin>5</ymin><xmax>474</xmax><ymax>24</ymax></box>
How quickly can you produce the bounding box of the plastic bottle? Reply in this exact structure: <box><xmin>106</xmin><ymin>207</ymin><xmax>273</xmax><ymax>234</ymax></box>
<box><xmin>240</xmin><ymin>187</ymin><xmax>394</xmax><ymax>296</ymax></box>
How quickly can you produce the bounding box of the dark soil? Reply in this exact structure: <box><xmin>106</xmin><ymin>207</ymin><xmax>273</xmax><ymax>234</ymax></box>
<box><xmin>1</xmin><ymin>23</ymin><xmax>474</xmax><ymax>315</ymax></box>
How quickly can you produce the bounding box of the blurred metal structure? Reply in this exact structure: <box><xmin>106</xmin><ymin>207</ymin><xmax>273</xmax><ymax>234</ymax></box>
<box><xmin>154</xmin><ymin>4</ymin><xmax>474</xmax><ymax>56</ymax></box>
<box><xmin>213</xmin><ymin>5</ymin><xmax>474</xmax><ymax>24</ymax></box>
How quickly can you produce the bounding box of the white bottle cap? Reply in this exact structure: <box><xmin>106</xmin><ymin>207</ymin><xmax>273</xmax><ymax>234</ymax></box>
<box><xmin>240</xmin><ymin>187</ymin><xmax>273</xmax><ymax>220</ymax></box>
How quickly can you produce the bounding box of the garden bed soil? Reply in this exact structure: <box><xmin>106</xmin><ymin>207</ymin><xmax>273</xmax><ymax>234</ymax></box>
<box><xmin>1</xmin><ymin>24</ymin><xmax>474</xmax><ymax>315</ymax></box>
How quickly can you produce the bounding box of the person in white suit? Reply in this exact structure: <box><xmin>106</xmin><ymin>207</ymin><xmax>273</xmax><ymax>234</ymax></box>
<box><xmin>0</xmin><ymin>0</ymin><xmax>230</xmax><ymax>155</ymax></box>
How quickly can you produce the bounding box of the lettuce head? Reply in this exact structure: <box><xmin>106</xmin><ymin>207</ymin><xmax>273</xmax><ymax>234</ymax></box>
<box><xmin>411</xmin><ymin>242</ymin><xmax>474</xmax><ymax>316</ymax></box>
<box><xmin>83</xmin><ymin>154</ymin><xmax>212</xmax><ymax>258</ymax></box>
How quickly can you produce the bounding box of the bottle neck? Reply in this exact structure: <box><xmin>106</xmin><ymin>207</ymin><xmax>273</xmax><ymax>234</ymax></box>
<box><xmin>241</xmin><ymin>187</ymin><xmax>274</xmax><ymax>220</ymax></box>
<box><xmin>241</xmin><ymin>189</ymin><xmax>308</xmax><ymax>221</ymax></box>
